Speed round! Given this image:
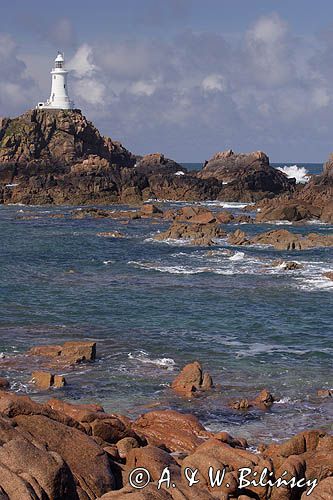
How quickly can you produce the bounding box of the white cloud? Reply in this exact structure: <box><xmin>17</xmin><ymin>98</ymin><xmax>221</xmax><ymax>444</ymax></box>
<box><xmin>73</xmin><ymin>78</ymin><xmax>105</xmax><ymax>105</ymax></box>
<box><xmin>129</xmin><ymin>80</ymin><xmax>158</xmax><ymax>96</ymax></box>
<box><xmin>3</xmin><ymin>11</ymin><xmax>333</xmax><ymax>161</ymax></box>
<box><xmin>68</xmin><ymin>44</ymin><xmax>97</xmax><ymax>77</ymax></box>
<box><xmin>201</xmin><ymin>74</ymin><xmax>227</xmax><ymax>93</ymax></box>
<box><xmin>248</xmin><ymin>13</ymin><xmax>287</xmax><ymax>44</ymax></box>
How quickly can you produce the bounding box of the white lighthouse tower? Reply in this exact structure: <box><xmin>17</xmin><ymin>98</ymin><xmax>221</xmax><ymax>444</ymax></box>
<box><xmin>37</xmin><ymin>52</ymin><xmax>74</xmax><ymax>110</ymax></box>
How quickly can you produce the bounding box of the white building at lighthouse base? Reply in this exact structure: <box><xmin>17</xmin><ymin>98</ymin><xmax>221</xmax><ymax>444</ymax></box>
<box><xmin>37</xmin><ymin>52</ymin><xmax>74</xmax><ymax>110</ymax></box>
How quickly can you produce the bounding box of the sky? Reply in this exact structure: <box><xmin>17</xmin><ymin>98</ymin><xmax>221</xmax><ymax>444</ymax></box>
<box><xmin>1</xmin><ymin>0</ymin><xmax>333</xmax><ymax>162</ymax></box>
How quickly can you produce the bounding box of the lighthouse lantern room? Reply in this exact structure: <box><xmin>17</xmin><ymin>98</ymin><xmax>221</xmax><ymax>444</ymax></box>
<box><xmin>37</xmin><ymin>52</ymin><xmax>74</xmax><ymax>110</ymax></box>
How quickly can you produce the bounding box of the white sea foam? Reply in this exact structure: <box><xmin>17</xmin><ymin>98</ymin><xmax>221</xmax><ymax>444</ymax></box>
<box><xmin>275</xmin><ymin>397</ymin><xmax>293</xmax><ymax>404</ymax></box>
<box><xmin>296</xmin><ymin>276</ymin><xmax>333</xmax><ymax>292</ymax></box>
<box><xmin>174</xmin><ymin>171</ymin><xmax>185</xmax><ymax>176</ymax></box>
<box><xmin>229</xmin><ymin>251</ymin><xmax>245</xmax><ymax>261</ymax></box>
<box><xmin>201</xmin><ymin>201</ymin><xmax>253</xmax><ymax>209</ymax></box>
<box><xmin>277</xmin><ymin>165</ymin><xmax>310</xmax><ymax>184</ymax></box>
<box><xmin>144</xmin><ymin>237</ymin><xmax>193</xmax><ymax>247</ymax></box>
<box><xmin>265</xmin><ymin>220</ymin><xmax>293</xmax><ymax>226</ymax></box>
<box><xmin>128</xmin><ymin>350</ymin><xmax>175</xmax><ymax>369</ymax></box>
<box><xmin>129</xmin><ymin>261</ymin><xmax>210</xmax><ymax>274</ymax></box>
<box><xmin>145</xmin><ymin>199</ymin><xmax>253</xmax><ymax>209</ymax></box>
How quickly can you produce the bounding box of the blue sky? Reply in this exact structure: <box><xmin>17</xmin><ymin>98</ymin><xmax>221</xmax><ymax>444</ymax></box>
<box><xmin>1</xmin><ymin>0</ymin><xmax>333</xmax><ymax>162</ymax></box>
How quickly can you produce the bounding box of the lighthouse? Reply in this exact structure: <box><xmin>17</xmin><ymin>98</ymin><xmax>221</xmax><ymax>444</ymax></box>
<box><xmin>37</xmin><ymin>52</ymin><xmax>74</xmax><ymax>110</ymax></box>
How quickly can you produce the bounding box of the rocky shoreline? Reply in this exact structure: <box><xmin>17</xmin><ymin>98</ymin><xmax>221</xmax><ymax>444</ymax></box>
<box><xmin>0</xmin><ymin>109</ymin><xmax>295</xmax><ymax>206</ymax></box>
<box><xmin>0</xmin><ymin>109</ymin><xmax>331</xmax><ymax>229</ymax></box>
<box><xmin>0</xmin><ymin>109</ymin><xmax>332</xmax><ymax>499</ymax></box>
<box><xmin>0</xmin><ymin>341</ymin><xmax>332</xmax><ymax>499</ymax></box>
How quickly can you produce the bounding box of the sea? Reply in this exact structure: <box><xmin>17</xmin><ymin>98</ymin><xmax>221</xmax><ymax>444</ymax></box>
<box><xmin>0</xmin><ymin>162</ymin><xmax>332</xmax><ymax>445</ymax></box>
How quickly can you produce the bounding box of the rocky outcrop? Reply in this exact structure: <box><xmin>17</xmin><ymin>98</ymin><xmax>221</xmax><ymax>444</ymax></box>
<box><xmin>253</xmin><ymin>154</ymin><xmax>333</xmax><ymax>223</ymax></box>
<box><xmin>197</xmin><ymin>149</ymin><xmax>295</xmax><ymax>201</ymax></box>
<box><xmin>228</xmin><ymin>228</ymin><xmax>333</xmax><ymax>251</ymax></box>
<box><xmin>229</xmin><ymin>389</ymin><xmax>275</xmax><ymax>411</ymax></box>
<box><xmin>252</xmin><ymin>229</ymin><xmax>333</xmax><ymax>250</ymax></box>
<box><xmin>135</xmin><ymin>153</ymin><xmax>186</xmax><ymax>176</ymax></box>
<box><xmin>27</xmin><ymin>340</ymin><xmax>96</xmax><ymax>366</ymax></box>
<box><xmin>256</xmin><ymin>202</ymin><xmax>321</xmax><ymax>223</ymax></box>
<box><xmin>171</xmin><ymin>362</ymin><xmax>213</xmax><ymax>397</ymax></box>
<box><xmin>0</xmin><ymin>111</ymin><xmax>296</xmax><ymax>205</ymax></box>
<box><xmin>31</xmin><ymin>371</ymin><xmax>66</xmax><ymax>390</ymax></box>
<box><xmin>0</xmin><ymin>109</ymin><xmax>135</xmax><ymax>166</ymax></box>
<box><xmin>132</xmin><ymin>409</ymin><xmax>211</xmax><ymax>453</ymax></box>
<box><xmin>155</xmin><ymin>220</ymin><xmax>226</xmax><ymax>246</ymax></box>
<box><xmin>0</xmin><ymin>342</ymin><xmax>331</xmax><ymax>500</ymax></box>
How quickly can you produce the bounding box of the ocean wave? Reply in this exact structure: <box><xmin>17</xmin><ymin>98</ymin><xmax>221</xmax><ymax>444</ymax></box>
<box><xmin>128</xmin><ymin>350</ymin><xmax>175</xmax><ymax>369</ymax></box>
<box><xmin>277</xmin><ymin>165</ymin><xmax>310</xmax><ymax>184</ymax></box>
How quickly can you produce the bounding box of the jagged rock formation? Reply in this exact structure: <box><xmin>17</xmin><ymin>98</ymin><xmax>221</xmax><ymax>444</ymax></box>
<box><xmin>254</xmin><ymin>154</ymin><xmax>333</xmax><ymax>223</ymax></box>
<box><xmin>0</xmin><ymin>109</ymin><xmax>134</xmax><ymax>166</ymax></box>
<box><xmin>0</xmin><ymin>111</ymin><xmax>295</xmax><ymax>205</ymax></box>
<box><xmin>197</xmin><ymin>149</ymin><xmax>295</xmax><ymax>201</ymax></box>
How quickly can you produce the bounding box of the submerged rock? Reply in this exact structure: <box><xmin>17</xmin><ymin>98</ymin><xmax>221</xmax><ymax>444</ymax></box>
<box><xmin>230</xmin><ymin>389</ymin><xmax>275</xmax><ymax>411</ymax></box>
<box><xmin>97</xmin><ymin>231</ymin><xmax>125</xmax><ymax>238</ymax></box>
<box><xmin>271</xmin><ymin>260</ymin><xmax>304</xmax><ymax>270</ymax></box>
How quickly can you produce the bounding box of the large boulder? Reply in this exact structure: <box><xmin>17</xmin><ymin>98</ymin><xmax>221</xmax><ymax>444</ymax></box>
<box><xmin>133</xmin><ymin>410</ymin><xmax>211</xmax><ymax>453</ymax></box>
<box><xmin>0</xmin><ymin>436</ymin><xmax>78</xmax><ymax>500</ymax></box>
<box><xmin>171</xmin><ymin>361</ymin><xmax>213</xmax><ymax>397</ymax></box>
<box><xmin>14</xmin><ymin>414</ymin><xmax>116</xmax><ymax>498</ymax></box>
<box><xmin>302</xmin><ymin>477</ymin><xmax>333</xmax><ymax>499</ymax></box>
<box><xmin>27</xmin><ymin>340</ymin><xmax>96</xmax><ymax>366</ymax></box>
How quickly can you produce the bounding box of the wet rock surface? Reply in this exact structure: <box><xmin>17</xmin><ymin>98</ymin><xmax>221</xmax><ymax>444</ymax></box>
<box><xmin>0</xmin><ymin>342</ymin><xmax>331</xmax><ymax>499</ymax></box>
<box><xmin>171</xmin><ymin>362</ymin><xmax>214</xmax><ymax>397</ymax></box>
